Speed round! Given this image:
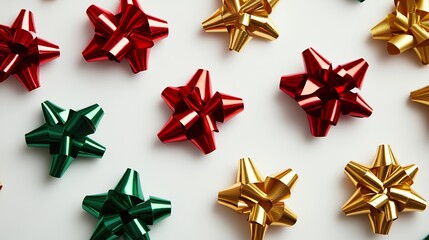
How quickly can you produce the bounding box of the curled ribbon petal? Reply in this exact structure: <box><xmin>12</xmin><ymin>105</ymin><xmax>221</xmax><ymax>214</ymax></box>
<box><xmin>83</xmin><ymin>0</ymin><xmax>168</xmax><ymax>73</ymax></box>
<box><xmin>342</xmin><ymin>144</ymin><xmax>427</xmax><ymax>235</ymax></box>
<box><xmin>83</xmin><ymin>168</ymin><xmax>172</xmax><ymax>240</ymax></box>
<box><xmin>279</xmin><ymin>47</ymin><xmax>372</xmax><ymax>137</ymax></box>
<box><xmin>25</xmin><ymin>101</ymin><xmax>105</xmax><ymax>178</ymax></box>
<box><xmin>0</xmin><ymin>9</ymin><xmax>60</xmax><ymax>91</ymax></box>
<box><xmin>202</xmin><ymin>0</ymin><xmax>280</xmax><ymax>52</ymax></box>
<box><xmin>371</xmin><ymin>0</ymin><xmax>429</xmax><ymax>64</ymax></box>
<box><xmin>218</xmin><ymin>158</ymin><xmax>297</xmax><ymax>240</ymax></box>
<box><xmin>157</xmin><ymin>69</ymin><xmax>244</xmax><ymax>154</ymax></box>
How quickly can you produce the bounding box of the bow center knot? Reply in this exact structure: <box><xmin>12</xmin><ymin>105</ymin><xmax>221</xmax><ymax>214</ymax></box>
<box><xmin>10</xmin><ymin>28</ymin><xmax>36</xmax><ymax>54</ymax></box>
<box><xmin>237</xmin><ymin>13</ymin><xmax>251</xmax><ymax>27</ymax></box>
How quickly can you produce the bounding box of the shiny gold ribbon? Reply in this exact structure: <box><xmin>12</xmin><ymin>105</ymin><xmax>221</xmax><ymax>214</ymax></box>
<box><xmin>371</xmin><ymin>0</ymin><xmax>429</xmax><ymax>64</ymax></box>
<box><xmin>202</xmin><ymin>0</ymin><xmax>280</xmax><ymax>52</ymax></box>
<box><xmin>218</xmin><ymin>157</ymin><xmax>297</xmax><ymax>240</ymax></box>
<box><xmin>410</xmin><ymin>85</ymin><xmax>429</xmax><ymax>105</ymax></box>
<box><xmin>342</xmin><ymin>144</ymin><xmax>426</xmax><ymax>235</ymax></box>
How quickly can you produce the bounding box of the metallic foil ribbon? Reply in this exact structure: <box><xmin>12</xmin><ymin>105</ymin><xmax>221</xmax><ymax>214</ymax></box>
<box><xmin>0</xmin><ymin>9</ymin><xmax>60</xmax><ymax>91</ymax></box>
<box><xmin>82</xmin><ymin>0</ymin><xmax>168</xmax><ymax>73</ymax></box>
<box><xmin>83</xmin><ymin>168</ymin><xmax>171</xmax><ymax>240</ymax></box>
<box><xmin>202</xmin><ymin>0</ymin><xmax>280</xmax><ymax>52</ymax></box>
<box><xmin>218</xmin><ymin>157</ymin><xmax>297</xmax><ymax>240</ymax></box>
<box><xmin>342</xmin><ymin>144</ymin><xmax>427</xmax><ymax>235</ymax></box>
<box><xmin>371</xmin><ymin>0</ymin><xmax>429</xmax><ymax>64</ymax></box>
<box><xmin>25</xmin><ymin>101</ymin><xmax>105</xmax><ymax>178</ymax></box>
<box><xmin>279</xmin><ymin>47</ymin><xmax>373</xmax><ymax>137</ymax></box>
<box><xmin>410</xmin><ymin>85</ymin><xmax>429</xmax><ymax>105</ymax></box>
<box><xmin>157</xmin><ymin>69</ymin><xmax>244</xmax><ymax>154</ymax></box>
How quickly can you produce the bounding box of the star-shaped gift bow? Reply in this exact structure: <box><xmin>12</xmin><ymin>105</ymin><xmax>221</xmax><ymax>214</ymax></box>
<box><xmin>0</xmin><ymin>9</ymin><xmax>60</xmax><ymax>91</ymax></box>
<box><xmin>371</xmin><ymin>0</ymin><xmax>429</xmax><ymax>64</ymax></box>
<box><xmin>83</xmin><ymin>168</ymin><xmax>172</xmax><ymax>240</ymax></box>
<box><xmin>342</xmin><ymin>144</ymin><xmax>427</xmax><ymax>234</ymax></box>
<box><xmin>202</xmin><ymin>0</ymin><xmax>280</xmax><ymax>52</ymax></box>
<box><xmin>157</xmin><ymin>69</ymin><xmax>244</xmax><ymax>154</ymax></box>
<box><xmin>218</xmin><ymin>158</ymin><xmax>297</xmax><ymax>240</ymax></box>
<box><xmin>25</xmin><ymin>101</ymin><xmax>105</xmax><ymax>178</ymax></box>
<box><xmin>83</xmin><ymin>0</ymin><xmax>168</xmax><ymax>73</ymax></box>
<box><xmin>279</xmin><ymin>47</ymin><xmax>373</xmax><ymax>137</ymax></box>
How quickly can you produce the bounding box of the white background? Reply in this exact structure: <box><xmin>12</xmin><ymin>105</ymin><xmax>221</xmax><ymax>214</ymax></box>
<box><xmin>0</xmin><ymin>0</ymin><xmax>428</xmax><ymax>239</ymax></box>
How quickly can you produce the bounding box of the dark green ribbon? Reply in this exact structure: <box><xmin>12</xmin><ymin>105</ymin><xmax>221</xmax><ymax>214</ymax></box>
<box><xmin>25</xmin><ymin>101</ymin><xmax>105</xmax><ymax>178</ymax></box>
<box><xmin>83</xmin><ymin>168</ymin><xmax>171</xmax><ymax>240</ymax></box>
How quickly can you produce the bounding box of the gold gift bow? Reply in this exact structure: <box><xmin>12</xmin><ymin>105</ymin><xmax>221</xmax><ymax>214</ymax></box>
<box><xmin>218</xmin><ymin>157</ymin><xmax>297</xmax><ymax>240</ymax></box>
<box><xmin>371</xmin><ymin>0</ymin><xmax>429</xmax><ymax>64</ymax></box>
<box><xmin>202</xmin><ymin>0</ymin><xmax>280</xmax><ymax>52</ymax></box>
<box><xmin>342</xmin><ymin>144</ymin><xmax>426</xmax><ymax>235</ymax></box>
<box><xmin>410</xmin><ymin>85</ymin><xmax>429</xmax><ymax>105</ymax></box>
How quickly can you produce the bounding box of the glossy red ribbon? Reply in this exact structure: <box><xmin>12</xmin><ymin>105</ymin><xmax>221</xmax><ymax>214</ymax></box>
<box><xmin>158</xmin><ymin>69</ymin><xmax>244</xmax><ymax>154</ymax></box>
<box><xmin>0</xmin><ymin>9</ymin><xmax>60</xmax><ymax>91</ymax></box>
<box><xmin>280</xmin><ymin>48</ymin><xmax>372</xmax><ymax>137</ymax></box>
<box><xmin>83</xmin><ymin>0</ymin><xmax>168</xmax><ymax>73</ymax></box>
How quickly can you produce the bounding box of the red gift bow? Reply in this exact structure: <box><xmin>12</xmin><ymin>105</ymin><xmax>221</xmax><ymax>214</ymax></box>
<box><xmin>158</xmin><ymin>69</ymin><xmax>244</xmax><ymax>154</ymax></box>
<box><xmin>280</xmin><ymin>48</ymin><xmax>372</xmax><ymax>137</ymax></box>
<box><xmin>0</xmin><ymin>9</ymin><xmax>60</xmax><ymax>91</ymax></box>
<box><xmin>82</xmin><ymin>0</ymin><xmax>168</xmax><ymax>73</ymax></box>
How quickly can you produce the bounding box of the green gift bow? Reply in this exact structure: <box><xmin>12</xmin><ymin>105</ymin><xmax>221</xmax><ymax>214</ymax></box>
<box><xmin>83</xmin><ymin>168</ymin><xmax>172</xmax><ymax>240</ymax></box>
<box><xmin>25</xmin><ymin>101</ymin><xmax>105</xmax><ymax>178</ymax></box>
